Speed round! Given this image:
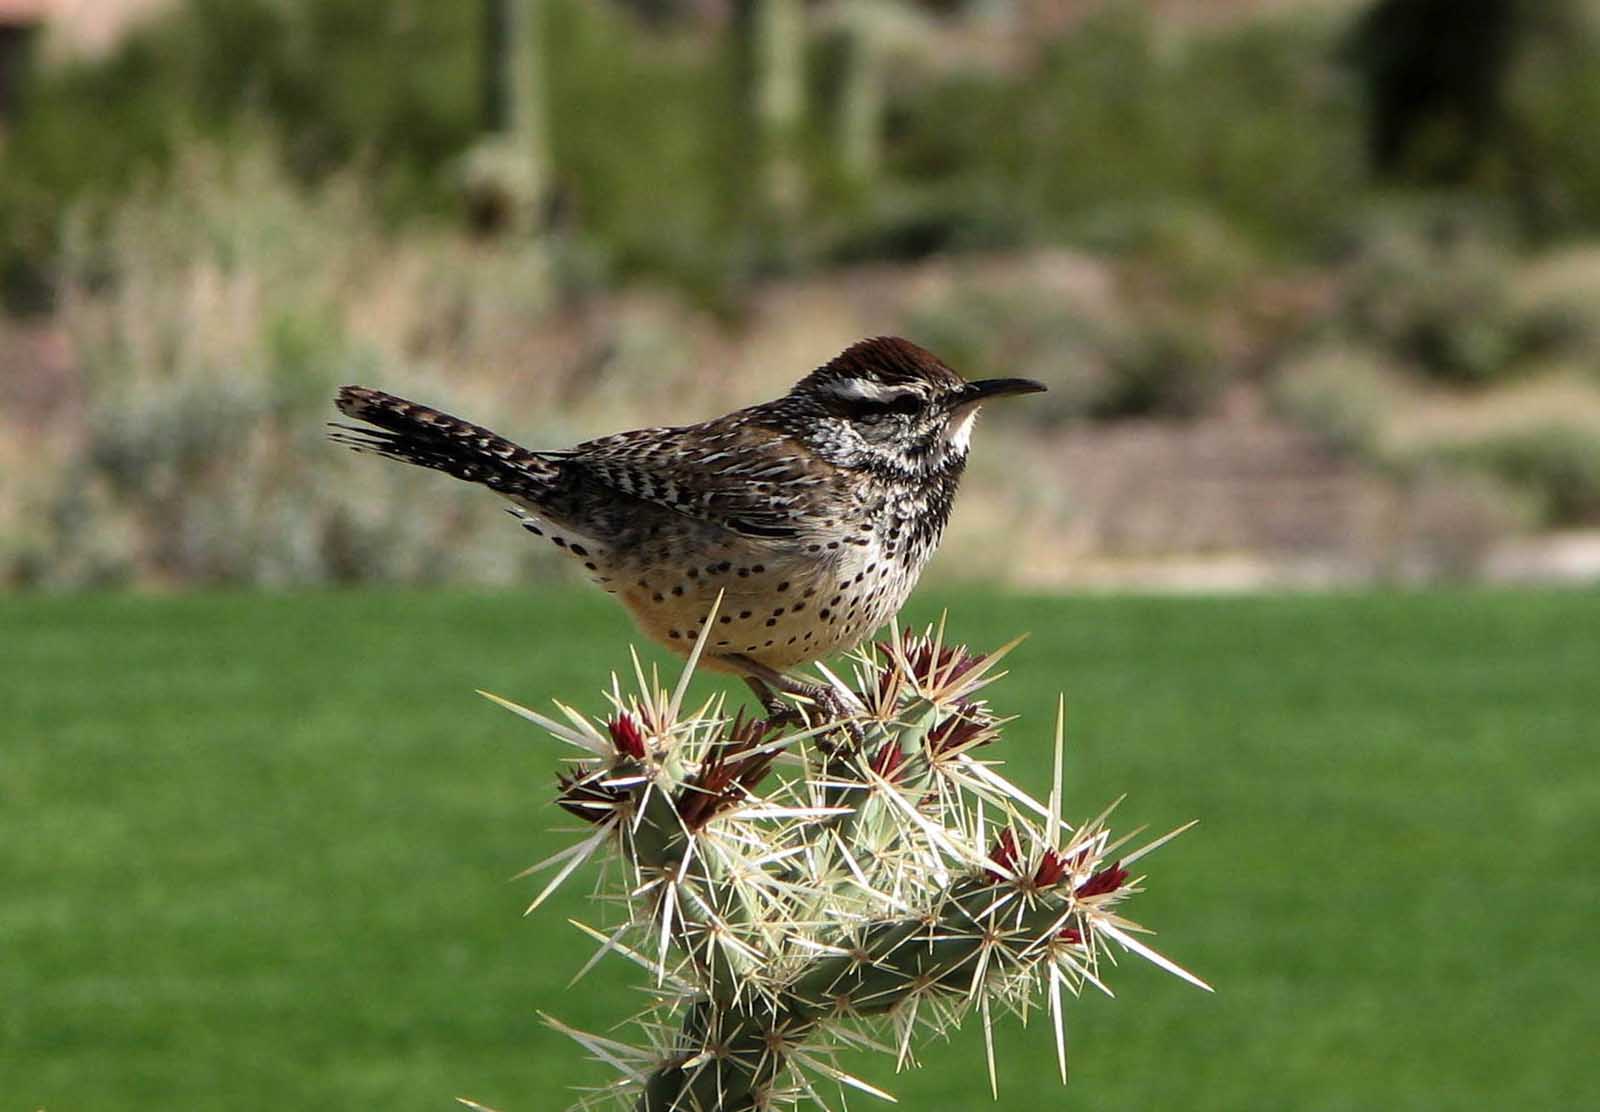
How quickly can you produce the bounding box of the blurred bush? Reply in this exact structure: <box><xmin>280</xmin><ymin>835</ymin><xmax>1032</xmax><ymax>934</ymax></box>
<box><xmin>889</xmin><ymin>10</ymin><xmax>1366</xmax><ymax>257</ymax></box>
<box><xmin>1329</xmin><ymin>211</ymin><xmax>1528</xmax><ymax>384</ymax></box>
<box><xmin>8</xmin><ymin>0</ymin><xmax>1600</xmax><ymax>307</ymax></box>
<box><xmin>0</xmin><ymin>0</ymin><xmax>473</xmax><ymax>308</ymax></box>
<box><xmin>1</xmin><ymin>144</ymin><xmax>570</xmax><ymax>588</ymax></box>
<box><xmin>0</xmin><ymin>0</ymin><xmax>740</xmax><ymax>307</ymax></box>
<box><xmin>1507</xmin><ymin>3</ymin><xmax>1600</xmax><ymax>236</ymax></box>
<box><xmin>1089</xmin><ymin>304</ymin><xmax>1230</xmax><ymax>420</ymax></box>
<box><xmin>5</xmin><ymin>1</ymin><xmax>1600</xmax><ymax>589</ymax></box>
<box><xmin>1423</xmin><ymin>425</ymin><xmax>1600</xmax><ymax>527</ymax></box>
<box><xmin>1512</xmin><ymin>247</ymin><xmax>1600</xmax><ymax>363</ymax></box>
<box><xmin>1345</xmin><ymin>0</ymin><xmax>1600</xmax><ymax>236</ymax></box>
<box><xmin>1393</xmin><ymin>466</ymin><xmax>1538</xmax><ymax>580</ymax></box>
<box><xmin>1319</xmin><ymin>200</ymin><xmax>1600</xmax><ymax>386</ymax></box>
<box><xmin>1269</xmin><ymin>345</ymin><xmax>1395</xmax><ymax>458</ymax></box>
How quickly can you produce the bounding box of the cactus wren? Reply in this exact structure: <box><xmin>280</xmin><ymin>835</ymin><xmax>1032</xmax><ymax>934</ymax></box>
<box><xmin>331</xmin><ymin>336</ymin><xmax>1043</xmax><ymax>713</ymax></box>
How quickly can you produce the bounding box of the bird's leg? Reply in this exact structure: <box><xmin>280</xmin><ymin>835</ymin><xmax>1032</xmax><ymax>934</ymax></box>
<box><xmin>729</xmin><ymin>656</ymin><xmax>861</xmax><ymax>738</ymax></box>
<box><xmin>742</xmin><ymin>675</ymin><xmax>791</xmax><ymax>723</ymax></box>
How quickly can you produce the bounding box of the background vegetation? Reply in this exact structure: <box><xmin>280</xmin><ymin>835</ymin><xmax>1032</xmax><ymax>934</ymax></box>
<box><xmin>4</xmin><ymin>0</ymin><xmax>1600</xmax><ymax>589</ymax></box>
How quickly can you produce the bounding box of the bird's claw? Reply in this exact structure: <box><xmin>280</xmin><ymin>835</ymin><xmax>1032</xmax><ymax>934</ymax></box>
<box><xmin>759</xmin><ymin>685</ymin><xmax>866</xmax><ymax>748</ymax></box>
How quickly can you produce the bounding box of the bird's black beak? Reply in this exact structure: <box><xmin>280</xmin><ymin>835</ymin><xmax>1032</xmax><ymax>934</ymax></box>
<box><xmin>956</xmin><ymin>378</ymin><xmax>1048</xmax><ymax>405</ymax></box>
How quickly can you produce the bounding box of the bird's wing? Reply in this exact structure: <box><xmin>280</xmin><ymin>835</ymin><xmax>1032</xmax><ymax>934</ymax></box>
<box><xmin>549</xmin><ymin>419</ymin><xmax>838</xmax><ymax>542</ymax></box>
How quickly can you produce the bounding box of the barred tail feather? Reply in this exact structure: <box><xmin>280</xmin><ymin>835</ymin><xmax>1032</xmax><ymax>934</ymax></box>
<box><xmin>330</xmin><ymin>386</ymin><xmax>557</xmax><ymax>499</ymax></box>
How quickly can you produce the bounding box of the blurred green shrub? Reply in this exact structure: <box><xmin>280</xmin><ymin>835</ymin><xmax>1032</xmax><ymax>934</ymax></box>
<box><xmin>1341</xmin><ymin>0</ymin><xmax>1600</xmax><ymax>236</ymax></box>
<box><xmin>0</xmin><ymin>0</ymin><xmax>476</xmax><ymax>306</ymax></box>
<box><xmin>1508</xmin><ymin>5</ymin><xmax>1600</xmax><ymax>237</ymax></box>
<box><xmin>1</xmin><ymin>144</ymin><xmax>566</xmax><ymax>588</ymax></box>
<box><xmin>7</xmin><ymin>0</ymin><xmax>1600</xmax><ymax>311</ymax></box>
<box><xmin>1073</xmin><ymin>202</ymin><xmax>1263</xmax><ymax>303</ymax></box>
<box><xmin>1324</xmin><ymin>200</ymin><xmax>1600</xmax><ymax>387</ymax></box>
<box><xmin>824</xmin><ymin>185</ymin><xmax>1034</xmax><ymax>265</ymax></box>
<box><xmin>0</xmin><ymin>0</ymin><xmax>743</xmax><ymax>306</ymax></box>
<box><xmin>1508</xmin><ymin>1</ymin><xmax>1597</xmax><ymax>236</ymax></box>
<box><xmin>1423</xmin><ymin>425</ymin><xmax>1600</xmax><ymax>527</ymax></box>
<box><xmin>889</xmin><ymin>10</ymin><xmax>1366</xmax><ymax>256</ymax></box>
<box><xmin>1512</xmin><ymin>247</ymin><xmax>1600</xmax><ymax>363</ymax></box>
<box><xmin>1329</xmin><ymin>210</ymin><xmax>1531</xmax><ymax>384</ymax></box>
<box><xmin>1394</xmin><ymin>466</ymin><xmax>1538</xmax><ymax>580</ymax></box>
<box><xmin>1089</xmin><ymin>304</ymin><xmax>1229</xmax><ymax>419</ymax></box>
<box><xmin>1269</xmin><ymin>346</ymin><xmax>1395</xmax><ymax>458</ymax></box>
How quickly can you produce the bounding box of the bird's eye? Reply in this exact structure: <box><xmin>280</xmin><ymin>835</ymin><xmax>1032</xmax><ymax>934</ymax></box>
<box><xmin>849</xmin><ymin>393</ymin><xmax>921</xmax><ymax>420</ymax></box>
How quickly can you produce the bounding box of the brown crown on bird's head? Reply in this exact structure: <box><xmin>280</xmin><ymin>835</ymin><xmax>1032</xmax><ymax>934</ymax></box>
<box><xmin>775</xmin><ymin>336</ymin><xmax>1045</xmax><ymax>475</ymax></box>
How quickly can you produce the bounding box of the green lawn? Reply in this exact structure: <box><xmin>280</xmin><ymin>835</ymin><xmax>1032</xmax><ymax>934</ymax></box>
<box><xmin>4</xmin><ymin>588</ymin><xmax>1597</xmax><ymax>1109</ymax></box>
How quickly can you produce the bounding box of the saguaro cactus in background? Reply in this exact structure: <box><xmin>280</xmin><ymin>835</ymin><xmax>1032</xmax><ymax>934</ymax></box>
<box><xmin>736</xmin><ymin>0</ymin><xmax>808</xmax><ymax>229</ymax></box>
<box><xmin>476</xmin><ymin>606</ymin><xmax>1206</xmax><ymax>1110</ymax></box>
<box><xmin>462</xmin><ymin>0</ymin><xmax>550</xmax><ymax>234</ymax></box>
<box><xmin>833</xmin><ymin>1</ymin><xmax>887</xmax><ymax>190</ymax></box>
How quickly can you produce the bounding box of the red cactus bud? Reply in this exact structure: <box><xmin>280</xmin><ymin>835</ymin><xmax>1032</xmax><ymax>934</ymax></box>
<box><xmin>927</xmin><ymin>713</ymin><xmax>989</xmax><ymax>757</ymax></box>
<box><xmin>869</xmin><ymin>631</ymin><xmax>989</xmax><ymax>704</ymax></box>
<box><xmin>987</xmin><ymin>829</ymin><xmax>1021</xmax><ymax>880</ymax></box>
<box><xmin>1058</xmin><ymin>927</ymin><xmax>1084</xmax><ymax>945</ymax></box>
<box><xmin>1075</xmin><ymin>861</ymin><xmax>1128</xmax><ymax>899</ymax></box>
<box><xmin>608</xmin><ymin>712</ymin><xmax>646</xmax><ymax>759</ymax></box>
<box><xmin>723</xmin><ymin>711</ymin><xmax>775</xmax><ymax>756</ymax></box>
<box><xmin>724</xmin><ymin>713</ymin><xmax>779</xmax><ymax>794</ymax></box>
<box><xmin>868</xmin><ymin>742</ymin><xmax>908</xmax><ymax>782</ymax></box>
<box><xmin>902</xmin><ymin>633</ymin><xmax>980</xmax><ymax>685</ymax></box>
<box><xmin>675</xmin><ymin>716</ymin><xmax>781</xmax><ymax>831</ymax></box>
<box><xmin>1033</xmin><ymin>848</ymin><xmax>1068</xmax><ymax>887</ymax></box>
<box><xmin>939</xmin><ymin>648</ymin><xmax>982</xmax><ymax>684</ymax></box>
<box><xmin>1061</xmin><ymin>842</ymin><xmax>1092</xmax><ymax>870</ymax></box>
<box><xmin>556</xmin><ymin>765</ymin><xmax>628</xmax><ymax>824</ymax></box>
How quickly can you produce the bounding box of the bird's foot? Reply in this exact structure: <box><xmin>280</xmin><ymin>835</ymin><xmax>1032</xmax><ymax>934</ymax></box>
<box><xmin>742</xmin><ymin>669</ymin><xmax>865</xmax><ymax>748</ymax></box>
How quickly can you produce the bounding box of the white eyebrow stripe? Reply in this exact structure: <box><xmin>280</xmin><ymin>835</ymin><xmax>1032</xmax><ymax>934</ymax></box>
<box><xmin>822</xmin><ymin>378</ymin><xmax>919</xmax><ymax>403</ymax></box>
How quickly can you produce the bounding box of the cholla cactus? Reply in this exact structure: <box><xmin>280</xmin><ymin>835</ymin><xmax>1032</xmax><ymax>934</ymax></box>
<box><xmin>475</xmin><ymin>602</ymin><xmax>1207</xmax><ymax>1111</ymax></box>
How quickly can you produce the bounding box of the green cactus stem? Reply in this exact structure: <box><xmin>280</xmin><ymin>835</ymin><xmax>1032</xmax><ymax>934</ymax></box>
<box><xmin>476</xmin><ymin>611</ymin><xmax>1208</xmax><ymax>1111</ymax></box>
